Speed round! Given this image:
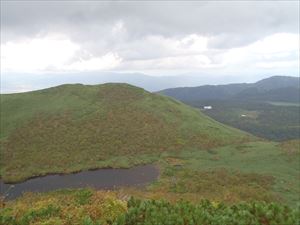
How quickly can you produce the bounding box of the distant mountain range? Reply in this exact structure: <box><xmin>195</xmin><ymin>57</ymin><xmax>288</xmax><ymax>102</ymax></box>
<box><xmin>2</xmin><ymin>71</ymin><xmax>281</xmax><ymax>93</ymax></box>
<box><xmin>159</xmin><ymin>76</ymin><xmax>300</xmax><ymax>103</ymax></box>
<box><xmin>1</xmin><ymin>72</ymin><xmax>227</xmax><ymax>93</ymax></box>
<box><xmin>159</xmin><ymin>76</ymin><xmax>300</xmax><ymax>141</ymax></box>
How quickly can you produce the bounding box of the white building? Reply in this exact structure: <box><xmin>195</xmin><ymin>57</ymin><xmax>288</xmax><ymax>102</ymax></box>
<box><xmin>203</xmin><ymin>106</ymin><xmax>212</xmax><ymax>110</ymax></box>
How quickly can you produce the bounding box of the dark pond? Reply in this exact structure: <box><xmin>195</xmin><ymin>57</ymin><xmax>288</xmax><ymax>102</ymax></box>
<box><xmin>0</xmin><ymin>165</ymin><xmax>159</xmax><ymax>200</ymax></box>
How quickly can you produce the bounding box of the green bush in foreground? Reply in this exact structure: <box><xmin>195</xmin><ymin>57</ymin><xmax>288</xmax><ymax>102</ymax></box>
<box><xmin>114</xmin><ymin>198</ymin><xmax>299</xmax><ymax>225</ymax></box>
<box><xmin>1</xmin><ymin>196</ymin><xmax>299</xmax><ymax>225</ymax></box>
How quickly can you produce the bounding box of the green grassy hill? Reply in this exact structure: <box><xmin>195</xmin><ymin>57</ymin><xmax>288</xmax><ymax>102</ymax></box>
<box><xmin>0</xmin><ymin>83</ymin><xmax>252</xmax><ymax>182</ymax></box>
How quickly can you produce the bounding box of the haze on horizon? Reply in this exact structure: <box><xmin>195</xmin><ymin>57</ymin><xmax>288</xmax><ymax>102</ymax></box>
<box><xmin>1</xmin><ymin>1</ymin><xmax>299</xmax><ymax>93</ymax></box>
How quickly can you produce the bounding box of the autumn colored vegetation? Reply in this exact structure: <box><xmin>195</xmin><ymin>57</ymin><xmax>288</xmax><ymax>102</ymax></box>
<box><xmin>1</xmin><ymin>189</ymin><xmax>299</xmax><ymax>225</ymax></box>
<box><xmin>154</xmin><ymin>141</ymin><xmax>300</xmax><ymax>206</ymax></box>
<box><xmin>0</xmin><ymin>189</ymin><xmax>127</xmax><ymax>225</ymax></box>
<box><xmin>280</xmin><ymin>139</ymin><xmax>300</xmax><ymax>155</ymax></box>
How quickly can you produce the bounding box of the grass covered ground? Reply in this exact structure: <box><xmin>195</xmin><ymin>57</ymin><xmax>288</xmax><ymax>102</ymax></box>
<box><xmin>150</xmin><ymin>141</ymin><xmax>300</xmax><ymax>206</ymax></box>
<box><xmin>0</xmin><ymin>83</ymin><xmax>253</xmax><ymax>182</ymax></box>
<box><xmin>1</xmin><ymin>141</ymin><xmax>299</xmax><ymax>207</ymax></box>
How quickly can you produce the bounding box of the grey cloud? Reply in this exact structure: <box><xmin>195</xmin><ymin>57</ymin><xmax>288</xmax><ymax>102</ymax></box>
<box><xmin>1</xmin><ymin>1</ymin><xmax>299</xmax><ymax>93</ymax></box>
<box><xmin>1</xmin><ymin>1</ymin><xmax>299</xmax><ymax>48</ymax></box>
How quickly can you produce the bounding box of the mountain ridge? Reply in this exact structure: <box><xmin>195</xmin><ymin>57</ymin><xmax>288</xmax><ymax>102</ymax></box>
<box><xmin>159</xmin><ymin>76</ymin><xmax>300</xmax><ymax>102</ymax></box>
<box><xmin>3</xmin><ymin>72</ymin><xmax>296</xmax><ymax>93</ymax></box>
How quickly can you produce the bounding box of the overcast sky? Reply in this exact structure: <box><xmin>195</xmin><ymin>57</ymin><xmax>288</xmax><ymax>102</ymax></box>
<box><xmin>1</xmin><ymin>1</ymin><xmax>299</xmax><ymax>92</ymax></box>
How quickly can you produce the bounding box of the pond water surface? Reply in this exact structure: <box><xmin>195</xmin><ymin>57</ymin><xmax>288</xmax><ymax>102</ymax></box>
<box><xmin>0</xmin><ymin>165</ymin><xmax>159</xmax><ymax>200</ymax></box>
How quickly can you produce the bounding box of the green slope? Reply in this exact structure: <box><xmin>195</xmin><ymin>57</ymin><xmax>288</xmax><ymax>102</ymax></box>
<box><xmin>153</xmin><ymin>141</ymin><xmax>300</xmax><ymax>206</ymax></box>
<box><xmin>0</xmin><ymin>83</ymin><xmax>253</xmax><ymax>182</ymax></box>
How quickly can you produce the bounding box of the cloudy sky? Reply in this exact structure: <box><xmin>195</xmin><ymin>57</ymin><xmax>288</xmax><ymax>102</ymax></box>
<box><xmin>1</xmin><ymin>1</ymin><xmax>299</xmax><ymax>92</ymax></box>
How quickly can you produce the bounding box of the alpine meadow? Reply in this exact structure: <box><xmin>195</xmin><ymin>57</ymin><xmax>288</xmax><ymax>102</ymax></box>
<box><xmin>1</xmin><ymin>1</ymin><xmax>299</xmax><ymax>225</ymax></box>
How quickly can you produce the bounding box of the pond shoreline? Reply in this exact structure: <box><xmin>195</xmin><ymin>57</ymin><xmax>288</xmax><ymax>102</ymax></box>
<box><xmin>0</xmin><ymin>163</ymin><xmax>158</xmax><ymax>185</ymax></box>
<box><xmin>0</xmin><ymin>164</ymin><xmax>159</xmax><ymax>200</ymax></box>
<box><xmin>1</xmin><ymin>164</ymin><xmax>146</xmax><ymax>185</ymax></box>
